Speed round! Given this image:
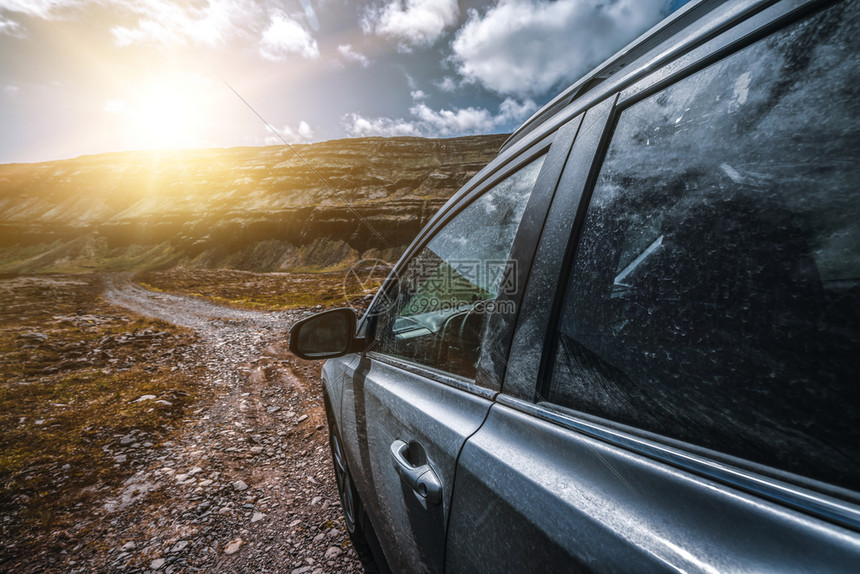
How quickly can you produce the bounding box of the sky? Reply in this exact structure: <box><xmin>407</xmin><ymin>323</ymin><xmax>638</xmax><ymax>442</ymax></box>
<box><xmin>0</xmin><ymin>0</ymin><xmax>690</xmax><ymax>164</ymax></box>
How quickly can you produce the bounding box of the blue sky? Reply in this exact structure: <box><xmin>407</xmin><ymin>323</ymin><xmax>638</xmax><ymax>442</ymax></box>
<box><xmin>0</xmin><ymin>0</ymin><xmax>688</xmax><ymax>163</ymax></box>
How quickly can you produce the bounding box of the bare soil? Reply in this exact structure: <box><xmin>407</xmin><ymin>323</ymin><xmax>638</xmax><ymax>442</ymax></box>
<box><xmin>1</xmin><ymin>273</ymin><xmax>363</xmax><ymax>573</ymax></box>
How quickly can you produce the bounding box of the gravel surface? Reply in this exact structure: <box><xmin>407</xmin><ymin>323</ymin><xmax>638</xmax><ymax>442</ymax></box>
<box><xmin>53</xmin><ymin>275</ymin><xmax>364</xmax><ymax>573</ymax></box>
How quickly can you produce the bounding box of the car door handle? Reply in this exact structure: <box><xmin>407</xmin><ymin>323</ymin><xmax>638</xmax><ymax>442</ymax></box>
<box><xmin>390</xmin><ymin>440</ymin><xmax>442</xmax><ymax>505</ymax></box>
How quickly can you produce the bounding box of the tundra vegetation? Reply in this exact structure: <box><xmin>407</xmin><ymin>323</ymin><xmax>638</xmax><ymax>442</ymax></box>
<box><xmin>0</xmin><ymin>275</ymin><xmax>203</xmax><ymax>562</ymax></box>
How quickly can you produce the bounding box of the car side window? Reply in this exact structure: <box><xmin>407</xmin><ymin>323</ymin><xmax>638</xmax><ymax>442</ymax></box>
<box><xmin>372</xmin><ymin>154</ymin><xmax>546</xmax><ymax>380</ymax></box>
<box><xmin>546</xmin><ymin>2</ymin><xmax>860</xmax><ymax>492</ymax></box>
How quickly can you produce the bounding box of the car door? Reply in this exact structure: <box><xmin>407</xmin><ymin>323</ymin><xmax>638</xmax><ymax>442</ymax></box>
<box><xmin>447</xmin><ymin>1</ymin><xmax>860</xmax><ymax>571</ymax></box>
<box><xmin>334</xmin><ymin>127</ymin><xmax>575</xmax><ymax>573</ymax></box>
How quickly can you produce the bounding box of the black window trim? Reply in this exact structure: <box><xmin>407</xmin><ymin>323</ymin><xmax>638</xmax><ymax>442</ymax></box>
<box><xmin>505</xmin><ymin>0</ymin><xmax>860</xmax><ymax>529</ymax></box>
<box><xmin>477</xmin><ymin>113</ymin><xmax>585</xmax><ymax>391</ymax></box>
<box><xmin>500</xmin><ymin>97</ymin><xmax>617</xmax><ymax>401</ymax></box>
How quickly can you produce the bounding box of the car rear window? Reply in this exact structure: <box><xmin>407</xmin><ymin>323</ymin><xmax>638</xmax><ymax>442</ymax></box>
<box><xmin>547</xmin><ymin>1</ymin><xmax>860</xmax><ymax>492</ymax></box>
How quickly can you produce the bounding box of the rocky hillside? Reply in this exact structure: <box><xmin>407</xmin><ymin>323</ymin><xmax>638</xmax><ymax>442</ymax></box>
<box><xmin>0</xmin><ymin>135</ymin><xmax>507</xmax><ymax>273</ymax></box>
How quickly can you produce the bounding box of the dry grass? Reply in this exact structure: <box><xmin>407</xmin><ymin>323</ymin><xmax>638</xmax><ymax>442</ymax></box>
<box><xmin>0</xmin><ymin>275</ymin><xmax>204</xmax><ymax>564</ymax></box>
<box><xmin>136</xmin><ymin>268</ymin><xmax>387</xmax><ymax>311</ymax></box>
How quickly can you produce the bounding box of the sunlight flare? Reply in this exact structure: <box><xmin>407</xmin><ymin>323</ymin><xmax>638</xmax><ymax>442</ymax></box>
<box><xmin>125</xmin><ymin>77</ymin><xmax>209</xmax><ymax>151</ymax></box>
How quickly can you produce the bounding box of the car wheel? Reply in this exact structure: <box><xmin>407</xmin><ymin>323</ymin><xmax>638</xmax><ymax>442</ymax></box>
<box><xmin>327</xmin><ymin>418</ymin><xmax>386</xmax><ymax>574</ymax></box>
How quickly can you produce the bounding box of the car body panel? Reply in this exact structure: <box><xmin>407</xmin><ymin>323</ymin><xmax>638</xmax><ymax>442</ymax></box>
<box><xmin>447</xmin><ymin>401</ymin><xmax>860</xmax><ymax>573</ymax></box>
<box><xmin>335</xmin><ymin>353</ymin><xmax>492</xmax><ymax>573</ymax></box>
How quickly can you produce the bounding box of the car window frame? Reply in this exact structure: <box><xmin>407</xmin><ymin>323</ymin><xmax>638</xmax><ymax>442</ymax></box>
<box><xmin>502</xmin><ymin>0</ymin><xmax>860</xmax><ymax>532</ymax></box>
<box><xmin>360</xmin><ymin>126</ymin><xmax>577</xmax><ymax>394</ymax></box>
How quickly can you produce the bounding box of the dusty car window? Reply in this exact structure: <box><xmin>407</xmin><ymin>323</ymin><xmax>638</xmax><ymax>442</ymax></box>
<box><xmin>547</xmin><ymin>2</ymin><xmax>860</xmax><ymax>492</ymax></box>
<box><xmin>373</xmin><ymin>154</ymin><xmax>546</xmax><ymax>380</ymax></box>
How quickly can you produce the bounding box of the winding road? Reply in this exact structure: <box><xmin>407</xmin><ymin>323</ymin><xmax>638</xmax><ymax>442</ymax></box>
<box><xmin>63</xmin><ymin>275</ymin><xmax>362</xmax><ymax>573</ymax></box>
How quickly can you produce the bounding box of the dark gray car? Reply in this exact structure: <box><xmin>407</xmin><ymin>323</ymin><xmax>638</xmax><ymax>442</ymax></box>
<box><xmin>290</xmin><ymin>0</ymin><xmax>860</xmax><ymax>571</ymax></box>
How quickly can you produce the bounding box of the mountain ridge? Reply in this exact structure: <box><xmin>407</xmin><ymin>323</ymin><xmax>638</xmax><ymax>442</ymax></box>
<box><xmin>0</xmin><ymin>134</ymin><xmax>508</xmax><ymax>273</ymax></box>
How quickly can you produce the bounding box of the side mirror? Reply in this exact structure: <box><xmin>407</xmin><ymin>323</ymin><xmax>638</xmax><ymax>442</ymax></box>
<box><xmin>289</xmin><ymin>308</ymin><xmax>366</xmax><ymax>360</ymax></box>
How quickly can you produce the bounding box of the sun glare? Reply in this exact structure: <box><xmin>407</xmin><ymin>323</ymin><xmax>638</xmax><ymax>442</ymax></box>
<box><xmin>130</xmin><ymin>82</ymin><xmax>205</xmax><ymax>151</ymax></box>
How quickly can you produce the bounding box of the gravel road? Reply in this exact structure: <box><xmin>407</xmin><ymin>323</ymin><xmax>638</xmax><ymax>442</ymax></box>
<box><xmin>59</xmin><ymin>275</ymin><xmax>363</xmax><ymax>573</ymax></box>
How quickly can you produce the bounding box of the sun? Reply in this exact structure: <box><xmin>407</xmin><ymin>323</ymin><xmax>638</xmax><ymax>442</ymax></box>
<box><xmin>131</xmin><ymin>81</ymin><xmax>205</xmax><ymax>150</ymax></box>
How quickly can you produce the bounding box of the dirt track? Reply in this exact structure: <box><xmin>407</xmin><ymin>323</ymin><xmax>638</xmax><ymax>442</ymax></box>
<box><xmin>52</xmin><ymin>276</ymin><xmax>362</xmax><ymax>573</ymax></box>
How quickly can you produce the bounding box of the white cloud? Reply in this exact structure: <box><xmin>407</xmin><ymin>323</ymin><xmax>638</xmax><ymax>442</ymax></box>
<box><xmin>0</xmin><ymin>0</ymin><xmax>259</xmax><ymax>47</ymax></box>
<box><xmin>0</xmin><ymin>14</ymin><xmax>24</xmax><ymax>36</ymax></box>
<box><xmin>342</xmin><ymin>97</ymin><xmax>536</xmax><ymax>138</ymax></box>
<box><xmin>435</xmin><ymin>76</ymin><xmax>457</xmax><ymax>92</ymax></box>
<box><xmin>452</xmin><ymin>0</ymin><xmax>668</xmax><ymax>97</ymax></box>
<box><xmin>362</xmin><ymin>0</ymin><xmax>458</xmax><ymax>51</ymax></box>
<box><xmin>112</xmin><ymin>18</ymin><xmax>182</xmax><ymax>47</ymax></box>
<box><xmin>260</xmin><ymin>10</ymin><xmax>319</xmax><ymax>61</ymax></box>
<box><xmin>410</xmin><ymin>89</ymin><xmax>427</xmax><ymax>101</ymax></box>
<box><xmin>342</xmin><ymin>113</ymin><xmax>420</xmax><ymax>138</ymax></box>
<box><xmin>266</xmin><ymin>120</ymin><xmax>315</xmax><ymax>144</ymax></box>
<box><xmin>497</xmin><ymin>97</ymin><xmax>538</xmax><ymax>123</ymax></box>
<box><xmin>410</xmin><ymin>102</ymin><xmax>494</xmax><ymax>134</ymax></box>
<box><xmin>0</xmin><ymin>0</ymin><xmax>79</xmax><ymax>20</ymax></box>
<box><xmin>110</xmin><ymin>0</ymin><xmax>258</xmax><ymax>48</ymax></box>
<box><xmin>5</xmin><ymin>85</ymin><xmax>20</xmax><ymax>96</ymax></box>
<box><xmin>337</xmin><ymin>44</ymin><xmax>370</xmax><ymax>67</ymax></box>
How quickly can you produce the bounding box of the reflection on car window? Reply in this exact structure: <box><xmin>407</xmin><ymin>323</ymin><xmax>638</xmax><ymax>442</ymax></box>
<box><xmin>374</xmin><ymin>154</ymin><xmax>546</xmax><ymax>380</ymax></box>
<box><xmin>548</xmin><ymin>2</ymin><xmax>860</xmax><ymax>492</ymax></box>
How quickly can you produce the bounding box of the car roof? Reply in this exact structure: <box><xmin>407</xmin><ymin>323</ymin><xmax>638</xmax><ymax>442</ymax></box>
<box><xmin>500</xmin><ymin>0</ymin><xmax>746</xmax><ymax>154</ymax></box>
